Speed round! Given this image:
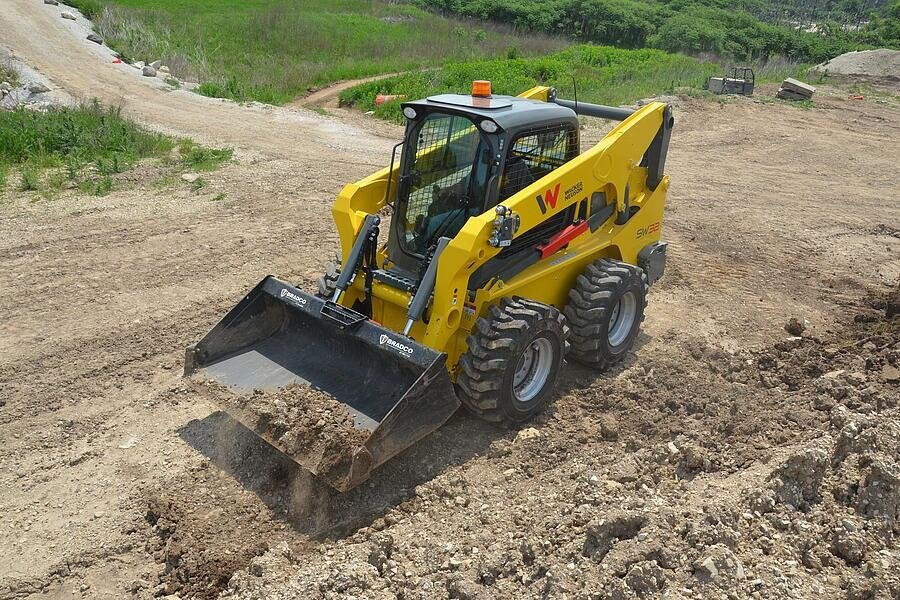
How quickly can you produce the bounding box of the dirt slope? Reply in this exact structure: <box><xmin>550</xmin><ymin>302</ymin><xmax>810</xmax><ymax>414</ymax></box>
<box><xmin>1</xmin><ymin>3</ymin><xmax>899</xmax><ymax>599</ymax></box>
<box><xmin>0</xmin><ymin>0</ymin><xmax>394</xmax><ymax>162</ymax></box>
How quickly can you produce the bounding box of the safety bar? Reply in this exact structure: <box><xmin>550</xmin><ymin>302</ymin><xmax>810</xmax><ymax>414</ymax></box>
<box><xmin>552</xmin><ymin>97</ymin><xmax>635</xmax><ymax>121</ymax></box>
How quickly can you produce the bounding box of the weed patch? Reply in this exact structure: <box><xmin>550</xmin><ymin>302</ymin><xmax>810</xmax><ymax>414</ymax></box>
<box><xmin>189</xmin><ymin>177</ymin><xmax>207</xmax><ymax>193</ymax></box>
<box><xmin>0</xmin><ymin>61</ymin><xmax>19</xmax><ymax>87</ymax></box>
<box><xmin>0</xmin><ymin>102</ymin><xmax>230</xmax><ymax>199</ymax></box>
<box><xmin>20</xmin><ymin>165</ymin><xmax>41</xmax><ymax>192</ymax></box>
<box><xmin>0</xmin><ymin>101</ymin><xmax>174</xmax><ymax>166</ymax></box>
<box><xmin>66</xmin><ymin>0</ymin><xmax>105</xmax><ymax>19</ymax></box>
<box><xmin>178</xmin><ymin>141</ymin><xmax>232</xmax><ymax>171</ymax></box>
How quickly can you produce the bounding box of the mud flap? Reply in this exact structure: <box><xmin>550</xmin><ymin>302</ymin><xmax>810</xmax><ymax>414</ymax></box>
<box><xmin>184</xmin><ymin>276</ymin><xmax>460</xmax><ymax>491</ymax></box>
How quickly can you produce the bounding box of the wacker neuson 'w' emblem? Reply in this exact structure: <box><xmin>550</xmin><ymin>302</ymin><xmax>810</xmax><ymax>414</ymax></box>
<box><xmin>535</xmin><ymin>183</ymin><xmax>560</xmax><ymax>214</ymax></box>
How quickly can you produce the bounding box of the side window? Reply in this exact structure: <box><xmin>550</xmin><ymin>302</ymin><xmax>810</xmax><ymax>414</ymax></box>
<box><xmin>500</xmin><ymin>125</ymin><xmax>578</xmax><ymax>200</ymax></box>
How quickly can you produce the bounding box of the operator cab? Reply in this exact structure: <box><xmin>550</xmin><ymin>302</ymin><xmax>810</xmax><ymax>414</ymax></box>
<box><xmin>387</xmin><ymin>81</ymin><xmax>579</xmax><ymax>274</ymax></box>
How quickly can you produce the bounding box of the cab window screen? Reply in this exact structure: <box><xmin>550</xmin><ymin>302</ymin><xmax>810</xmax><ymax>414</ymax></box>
<box><xmin>500</xmin><ymin>125</ymin><xmax>578</xmax><ymax>200</ymax></box>
<box><xmin>399</xmin><ymin>113</ymin><xmax>489</xmax><ymax>255</ymax></box>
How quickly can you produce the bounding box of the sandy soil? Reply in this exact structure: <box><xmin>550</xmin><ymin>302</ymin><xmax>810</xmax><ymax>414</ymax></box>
<box><xmin>1</xmin><ymin>2</ymin><xmax>899</xmax><ymax>599</ymax></box>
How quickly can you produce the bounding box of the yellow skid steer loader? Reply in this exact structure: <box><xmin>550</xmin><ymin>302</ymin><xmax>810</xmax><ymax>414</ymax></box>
<box><xmin>185</xmin><ymin>82</ymin><xmax>672</xmax><ymax>490</ymax></box>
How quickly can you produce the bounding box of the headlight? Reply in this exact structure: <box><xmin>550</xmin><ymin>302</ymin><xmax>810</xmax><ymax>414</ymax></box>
<box><xmin>480</xmin><ymin>120</ymin><xmax>498</xmax><ymax>133</ymax></box>
<box><xmin>403</xmin><ymin>107</ymin><xmax>417</xmax><ymax>119</ymax></box>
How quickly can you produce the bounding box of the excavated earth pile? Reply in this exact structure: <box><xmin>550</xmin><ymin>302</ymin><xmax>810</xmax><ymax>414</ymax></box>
<box><xmin>191</xmin><ymin>382</ymin><xmax>370</xmax><ymax>488</ymax></box>
<box><xmin>222</xmin><ymin>297</ymin><xmax>899</xmax><ymax>600</ymax></box>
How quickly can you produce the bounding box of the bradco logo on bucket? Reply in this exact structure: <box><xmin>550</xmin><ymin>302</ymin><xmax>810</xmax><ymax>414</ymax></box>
<box><xmin>379</xmin><ymin>334</ymin><xmax>414</xmax><ymax>356</ymax></box>
<box><xmin>279</xmin><ymin>288</ymin><xmax>307</xmax><ymax>306</ymax></box>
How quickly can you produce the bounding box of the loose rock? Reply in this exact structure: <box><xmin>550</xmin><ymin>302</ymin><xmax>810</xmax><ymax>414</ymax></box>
<box><xmin>27</xmin><ymin>82</ymin><xmax>50</xmax><ymax>94</ymax></box>
<box><xmin>785</xmin><ymin>317</ymin><xmax>806</xmax><ymax>336</ymax></box>
<box><xmin>583</xmin><ymin>511</ymin><xmax>645</xmax><ymax>559</ymax></box>
<box><xmin>769</xmin><ymin>446</ymin><xmax>828</xmax><ymax>509</ymax></box>
<box><xmin>515</xmin><ymin>427</ymin><xmax>541</xmax><ymax>442</ymax></box>
<box><xmin>692</xmin><ymin>544</ymin><xmax>745</xmax><ymax>583</ymax></box>
<box><xmin>599</xmin><ymin>414</ymin><xmax>619</xmax><ymax>441</ymax></box>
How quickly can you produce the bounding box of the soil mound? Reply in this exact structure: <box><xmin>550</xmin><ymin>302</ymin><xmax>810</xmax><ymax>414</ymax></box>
<box><xmin>813</xmin><ymin>49</ymin><xmax>900</xmax><ymax>80</ymax></box>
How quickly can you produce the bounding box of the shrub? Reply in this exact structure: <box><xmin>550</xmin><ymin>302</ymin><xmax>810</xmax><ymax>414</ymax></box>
<box><xmin>20</xmin><ymin>165</ymin><xmax>41</xmax><ymax>192</ymax></box>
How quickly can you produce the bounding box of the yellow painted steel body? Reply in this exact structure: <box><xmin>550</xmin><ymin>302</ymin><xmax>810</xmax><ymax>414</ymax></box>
<box><xmin>332</xmin><ymin>86</ymin><xmax>668</xmax><ymax>379</ymax></box>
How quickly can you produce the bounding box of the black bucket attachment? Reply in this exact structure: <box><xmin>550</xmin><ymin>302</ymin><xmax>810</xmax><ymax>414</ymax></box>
<box><xmin>185</xmin><ymin>276</ymin><xmax>460</xmax><ymax>491</ymax></box>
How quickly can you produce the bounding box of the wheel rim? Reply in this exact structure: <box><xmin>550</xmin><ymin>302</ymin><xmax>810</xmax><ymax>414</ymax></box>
<box><xmin>512</xmin><ymin>337</ymin><xmax>554</xmax><ymax>405</ymax></box>
<box><xmin>608</xmin><ymin>291</ymin><xmax>637</xmax><ymax>347</ymax></box>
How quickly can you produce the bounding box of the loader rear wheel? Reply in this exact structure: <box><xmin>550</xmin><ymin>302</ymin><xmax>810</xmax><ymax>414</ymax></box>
<box><xmin>564</xmin><ymin>259</ymin><xmax>648</xmax><ymax>370</ymax></box>
<box><xmin>457</xmin><ymin>297</ymin><xmax>569</xmax><ymax>426</ymax></box>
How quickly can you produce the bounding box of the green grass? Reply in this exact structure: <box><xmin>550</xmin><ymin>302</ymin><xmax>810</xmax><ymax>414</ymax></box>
<box><xmin>341</xmin><ymin>45</ymin><xmax>722</xmax><ymax>122</ymax></box>
<box><xmin>20</xmin><ymin>165</ymin><xmax>41</xmax><ymax>192</ymax></box>
<box><xmin>751</xmin><ymin>60</ymin><xmax>812</xmax><ymax>84</ymax></box>
<box><xmin>0</xmin><ymin>61</ymin><xmax>18</xmax><ymax>87</ymax></box>
<box><xmin>66</xmin><ymin>0</ymin><xmax>105</xmax><ymax>18</ymax></box>
<box><xmin>0</xmin><ymin>101</ymin><xmax>174</xmax><ymax>166</ymax></box>
<box><xmin>178</xmin><ymin>141</ymin><xmax>233</xmax><ymax>171</ymax></box>
<box><xmin>71</xmin><ymin>0</ymin><xmax>567</xmax><ymax>105</ymax></box>
<box><xmin>0</xmin><ymin>101</ymin><xmax>230</xmax><ymax>198</ymax></box>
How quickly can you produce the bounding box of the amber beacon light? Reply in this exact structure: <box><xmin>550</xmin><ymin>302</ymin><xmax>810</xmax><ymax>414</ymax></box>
<box><xmin>471</xmin><ymin>80</ymin><xmax>492</xmax><ymax>97</ymax></box>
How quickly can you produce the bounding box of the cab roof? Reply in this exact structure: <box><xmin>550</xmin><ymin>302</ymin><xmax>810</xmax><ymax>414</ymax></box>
<box><xmin>402</xmin><ymin>94</ymin><xmax>577</xmax><ymax>132</ymax></box>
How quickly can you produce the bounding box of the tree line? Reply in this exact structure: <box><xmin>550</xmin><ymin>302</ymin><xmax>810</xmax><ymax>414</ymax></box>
<box><xmin>417</xmin><ymin>0</ymin><xmax>900</xmax><ymax>62</ymax></box>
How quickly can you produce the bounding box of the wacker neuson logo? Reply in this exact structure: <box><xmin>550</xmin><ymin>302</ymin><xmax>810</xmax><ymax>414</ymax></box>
<box><xmin>280</xmin><ymin>288</ymin><xmax>307</xmax><ymax>306</ymax></box>
<box><xmin>379</xmin><ymin>334</ymin><xmax>414</xmax><ymax>355</ymax></box>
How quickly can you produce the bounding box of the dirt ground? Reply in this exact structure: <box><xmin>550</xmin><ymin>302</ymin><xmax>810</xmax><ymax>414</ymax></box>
<box><xmin>2</xmin><ymin>2</ymin><xmax>900</xmax><ymax>599</ymax></box>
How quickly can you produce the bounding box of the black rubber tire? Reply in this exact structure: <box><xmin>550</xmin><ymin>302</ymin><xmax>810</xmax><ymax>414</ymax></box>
<box><xmin>315</xmin><ymin>258</ymin><xmax>341</xmax><ymax>299</ymax></box>
<box><xmin>457</xmin><ymin>297</ymin><xmax>569</xmax><ymax>426</ymax></box>
<box><xmin>563</xmin><ymin>258</ymin><xmax>648</xmax><ymax>370</ymax></box>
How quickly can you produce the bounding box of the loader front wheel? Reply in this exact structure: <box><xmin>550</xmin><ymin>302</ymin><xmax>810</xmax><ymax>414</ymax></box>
<box><xmin>564</xmin><ymin>259</ymin><xmax>648</xmax><ymax>370</ymax></box>
<box><xmin>457</xmin><ymin>297</ymin><xmax>569</xmax><ymax>426</ymax></box>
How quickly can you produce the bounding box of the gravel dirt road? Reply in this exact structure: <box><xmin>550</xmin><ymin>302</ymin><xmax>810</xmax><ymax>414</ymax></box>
<box><xmin>1</xmin><ymin>2</ymin><xmax>899</xmax><ymax>599</ymax></box>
